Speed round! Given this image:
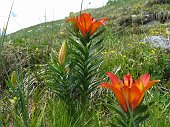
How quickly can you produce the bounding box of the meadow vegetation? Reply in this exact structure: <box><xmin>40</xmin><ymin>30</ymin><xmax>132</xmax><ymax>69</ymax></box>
<box><xmin>0</xmin><ymin>0</ymin><xmax>170</xmax><ymax>126</ymax></box>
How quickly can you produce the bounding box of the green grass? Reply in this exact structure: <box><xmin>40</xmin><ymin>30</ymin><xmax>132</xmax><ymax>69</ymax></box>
<box><xmin>1</xmin><ymin>0</ymin><xmax>170</xmax><ymax>126</ymax></box>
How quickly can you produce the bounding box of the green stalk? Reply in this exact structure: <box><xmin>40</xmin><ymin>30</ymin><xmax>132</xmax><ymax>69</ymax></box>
<box><xmin>0</xmin><ymin>0</ymin><xmax>14</xmax><ymax>52</ymax></box>
<box><xmin>0</xmin><ymin>99</ymin><xmax>2</xmax><ymax>127</ymax></box>
<box><xmin>18</xmin><ymin>82</ymin><xmax>28</xmax><ymax>126</ymax></box>
<box><xmin>80</xmin><ymin>0</ymin><xmax>84</xmax><ymax>15</ymax></box>
<box><xmin>145</xmin><ymin>92</ymin><xmax>156</xmax><ymax>127</ymax></box>
<box><xmin>0</xmin><ymin>0</ymin><xmax>15</xmax><ymax>81</ymax></box>
<box><xmin>69</xmin><ymin>33</ymin><xmax>104</xmax><ymax>110</ymax></box>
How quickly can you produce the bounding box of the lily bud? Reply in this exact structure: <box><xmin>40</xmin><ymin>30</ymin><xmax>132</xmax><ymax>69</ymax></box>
<box><xmin>58</xmin><ymin>41</ymin><xmax>68</xmax><ymax>64</ymax></box>
<box><xmin>11</xmin><ymin>71</ymin><xmax>17</xmax><ymax>85</ymax></box>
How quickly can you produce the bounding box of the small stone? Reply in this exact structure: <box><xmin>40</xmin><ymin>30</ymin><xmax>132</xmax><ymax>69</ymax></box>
<box><xmin>141</xmin><ymin>36</ymin><xmax>170</xmax><ymax>50</ymax></box>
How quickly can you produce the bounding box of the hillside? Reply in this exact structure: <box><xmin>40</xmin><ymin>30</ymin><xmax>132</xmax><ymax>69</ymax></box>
<box><xmin>1</xmin><ymin>0</ymin><xmax>170</xmax><ymax>126</ymax></box>
<box><xmin>0</xmin><ymin>0</ymin><xmax>169</xmax><ymax>87</ymax></box>
<box><xmin>7</xmin><ymin>0</ymin><xmax>170</xmax><ymax>40</ymax></box>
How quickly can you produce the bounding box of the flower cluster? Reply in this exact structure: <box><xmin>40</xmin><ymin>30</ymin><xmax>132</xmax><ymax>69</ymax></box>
<box><xmin>99</xmin><ymin>72</ymin><xmax>160</xmax><ymax>112</ymax></box>
<box><xmin>66</xmin><ymin>13</ymin><xmax>108</xmax><ymax>37</ymax></box>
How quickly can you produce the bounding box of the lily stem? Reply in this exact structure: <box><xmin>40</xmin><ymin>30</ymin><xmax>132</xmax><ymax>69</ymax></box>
<box><xmin>80</xmin><ymin>0</ymin><xmax>84</xmax><ymax>15</ymax></box>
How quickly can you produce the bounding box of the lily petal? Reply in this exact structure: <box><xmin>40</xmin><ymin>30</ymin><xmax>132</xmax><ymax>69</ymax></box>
<box><xmin>129</xmin><ymin>85</ymin><xmax>141</xmax><ymax>110</ymax></box>
<box><xmin>122</xmin><ymin>85</ymin><xmax>129</xmax><ymax>111</ymax></box>
<box><xmin>90</xmin><ymin>22</ymin><xmax>103</xmax><ymax>35</ymax></box>
<box><xmin>135</xmin><ymin>78</ymin><xmax>144</xmax><ymax>92</ymax></box>
<box><xmin>66</xmin><ymin>13</ymin><xmax>108</xmax><ymax>37</ymax></box>
<box><xmin>66</xmin><ymin>17</ymin><xmax>79</xmax><ymax>29</ymax></box>
<box><xmin>139</xmin><ymin>73</ymin><xmax>150</xmax><ymax>87</ymax></box>
<box><xmin>80</xmin><ymin>13</ymin><xmax>92</xmax><ymax>32</ymax></box>
<box><xmin>99</xmin><ymin>18</ymin><xmax>108</xmax><ymax>25</ymax></box>
<box><xmin>99</xmin><ymin>82</ymin><xmax>127</xmax><ymax>112</ymax></box>
<box><xmin>99</xmin><ymin>72</ymin><xmax>160</xmax><ymax>112</ymax></box>
<box><xmin>135</xmin><ymin>92</ymin><xmax>145</xmax><ymax>108</ymax></box>
<box><xmin>123</xmin><ymin>73</ymin><xmax>134</xmax><ymax>87</ymax></box>
<box><xmin>144</xmin><ymin>80</ymin><xmax>160</xmax><ymax>91</ymax></box>
<box><xmin>106</xmin><ymin>72</ymin><xmax>121</xmax><ymax>89</ymax></box>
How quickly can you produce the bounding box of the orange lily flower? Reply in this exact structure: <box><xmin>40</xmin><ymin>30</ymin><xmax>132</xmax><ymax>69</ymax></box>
<box><xmin>99</xmin><ymin>72</ymin><xmax>160</xmax><ymax>112</ymax></box>
<box><xmin>66</xmin><ymin>13</ymin><xmax>108</xmax><ymax>37</ymax></box>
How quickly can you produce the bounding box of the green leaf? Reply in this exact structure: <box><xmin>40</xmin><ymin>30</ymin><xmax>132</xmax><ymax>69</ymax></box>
<box><xmin>69</xmin><ymin>49</ymin><xmax>85</xmax><ymax>62</ymax></box>
<box><xmin>50</xmin><ymin>51</ymin><xmax>58</xmax><ymax>65</ymax></box>
<box><xmin>0</xmin><ymin>99</ymin><xmax>2</xmax><ymax>127</ymax></box>
<box><xmin>134</xmin><ymin>105</ymin><xmax>148</xmax><ymax>116</ymax></box>
<box><xmin>134</xmin><ymin>114</ymin><xmax>149</xmax><ymax>125</ymax></box>
<box><xmin>86</xmin><ymin>71</ymin><xmax>100</xmax><ymax>81</ymax></box>
<box><xmin>69</xmin><ymin>38</ymin><xmax>85</xmax><ymax>55</ymax></box>
<box><xmin>91</xmin><ymin>28</ymin><xmax>106</xmax><ymax>40</ymax></box>
<box><xmin>71</xmin><ymin>60</ymin><xmax>84</xmax><ymax>71</ymax></box>
<box><xmin>13</xmin><ymin>114</ymin><xmax>26</xmax><ymax>127</ymax></box>
<box><xmin>89</xmin><ymin>38</ymin><xmax>103</xmax><ymax>52</ymax></box>
<box><xmin>35</xmin><ymin>102</ymin><xmax>47</xmax><ymax>127</ymax></box>
<box><xmin>87</xmin><ymin>81</ymin><xmax>100</xmax><ymax>95</ymax></box>
<box><xmin>116</xmin><ymin>117</ymin><xmax>126</xmax><ymax>127</ymax></box>
<box><xmin>104</xmin><ymin>103</ymin><xmax>126</xmax><ymax>120</ymax></box>
<box><xmin>18</xmin><ymin>84</ymin><xmax>29</xmax><ymax>125</ymax></box>
<box><xmin>134</xmin><ymin>102</ymin><xmax>154</xmax><ymax>116</ymax></box>
<box><xmin>90</xmin><ymin>112</ymin><xmax>99</xmax><ymax>127</ymax></box>
<box><xmin>87</xmin><ymin>63</ymin><xmax>98</xmax><ymax>72</ymax></box>
<box><xmin>109</xmin><ymin>122</ymin><xmax>119</xmax><ymax>127</ymax></box>
<box><xmin>66</xmin><ymin>26</ymin><xmax>77</xmax><ymax>36</ymax></box>
<box><xmin>48</xmin><ymin>64</ymin><xmax>61</xmax><ymax>75</ymax></box>
<box><xmin>104</xmin><ymin>95</ymin><xmax>115</xmax><ymax>103</ymax></box>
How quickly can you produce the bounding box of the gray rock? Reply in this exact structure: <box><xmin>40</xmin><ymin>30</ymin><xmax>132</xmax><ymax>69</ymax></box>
<box><xmin>141</xmin><ymin>36</ymin><xmax>170</xmax><ymax>50</ymax></box>
<box><xmin>145</xmin><ymin>20</ymin><xmax>160</xmax><ymax>26</ymax></box>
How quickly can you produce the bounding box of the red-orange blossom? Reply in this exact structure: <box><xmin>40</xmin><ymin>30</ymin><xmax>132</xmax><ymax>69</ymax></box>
<box><xmin>99</xmin><ymin>73</ymin><xmax>160</xmax><ymax>112</ymax></box>
<box><xmin>66</xmin><ymin>13</ymin><xmax>108</xmax><ymax>37</ymax></box>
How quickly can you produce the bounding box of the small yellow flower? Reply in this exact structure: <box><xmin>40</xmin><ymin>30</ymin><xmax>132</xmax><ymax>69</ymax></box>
<box><xmin>137</xmin><ymin>3</ymin><xmax>141</xmax><ymax>9</ymax></box>
<box><xmin>102</xmin><ymin>51</ymin><xmax>108</xmax><ymax>54</ymax></box>
<box><xmin>110</xmin><ymin>50</ymin><xmax>115</xmax><ymax>53</ymax></box>
<box><xmin>9</xmin><ymin>96</ymin><xmax>17</xmax><ymax>105</ymax></box>
<box><xmin>151</xmin><ymin>50</ymin><xmax>155</xmax><ymax>54</ymax></box>
<box><xmin>13</xmin><ymin>96</ymin><xmax>17</xmax><ymax>101</ymax></box>
<box><xmin>139</xmin><ymin>42</ymin><xmax>145</xmax><ymax>44</ymax></box>
<box><xmin>60</xmin><ymin>31</ymin><xmax>65</xmax><ymax>36</ymax></box>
